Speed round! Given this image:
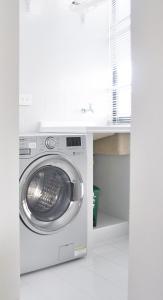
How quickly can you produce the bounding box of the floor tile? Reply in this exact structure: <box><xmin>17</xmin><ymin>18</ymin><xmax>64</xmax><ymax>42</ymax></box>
<box><xmin>21</xmin><ymin>267</ymin><xmax>92</xmax><ymax>300</ymax></box>
<box><xmin>111</xmin><ymin>236</ymin><xmax>129</xmax><ymax>253</ymax></box>
<box><xmin>21</xmin><ymin>236</ymin><xmax>129</xmax><ymax>300</ymax></box>
<box><xmin>93</xmin><ymin>244</ymin><xmax>128</xmax><ymax>269</ymax></box>
<box><xmin>85</xmin><ymin>255</ymin><xmax>128</xmax><ymax>289</ymax></box>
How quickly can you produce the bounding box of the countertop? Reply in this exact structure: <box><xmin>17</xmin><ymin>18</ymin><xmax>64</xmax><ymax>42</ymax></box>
<box><xmin>39</xmin><ymin>122</ymin><xmax>130</xmax><ymax>140</ymax></box>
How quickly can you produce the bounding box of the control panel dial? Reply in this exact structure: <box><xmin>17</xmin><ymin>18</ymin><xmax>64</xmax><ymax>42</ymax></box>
<box><xmin>45</xmin><ymin>137</ymin><xmax>56</xmax><ymax>149</ymax></box>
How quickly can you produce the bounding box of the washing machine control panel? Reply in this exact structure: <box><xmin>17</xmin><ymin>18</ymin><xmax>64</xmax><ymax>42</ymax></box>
<box><xmin>19</xmin><ymin>135</ymin><xmax>86</xmax><ymax>158</ymax></box>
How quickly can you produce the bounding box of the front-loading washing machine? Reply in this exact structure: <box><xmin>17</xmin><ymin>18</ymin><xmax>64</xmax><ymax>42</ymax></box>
<box><xmin>19</xmin><ymin>134</ymin><xmax>87</xmax><ymax>274</ymax></box>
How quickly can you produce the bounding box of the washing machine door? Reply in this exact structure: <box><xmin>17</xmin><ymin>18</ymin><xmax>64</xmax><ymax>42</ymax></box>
<box><xmin>20</xmin><ymin>154</ymin><xmax>84</xmax><ymax>234</ymax></box>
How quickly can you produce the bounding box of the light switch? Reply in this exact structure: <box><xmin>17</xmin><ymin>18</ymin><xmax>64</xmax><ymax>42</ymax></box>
<box><xmin>19</xmin><ymin>94</ymin><xmax>33</xmax><ymax>106</ymax></box>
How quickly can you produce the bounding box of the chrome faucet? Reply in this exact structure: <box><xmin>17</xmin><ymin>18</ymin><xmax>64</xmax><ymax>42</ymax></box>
<box><xmin>72</xmin><ymin>1</ymin><xmax>80</xmax><ymax>5</ymax></box>
<box><xmin>81</xmin><ymin>103</ymin><xmax>94</xmax><ymax>114</ymax></box>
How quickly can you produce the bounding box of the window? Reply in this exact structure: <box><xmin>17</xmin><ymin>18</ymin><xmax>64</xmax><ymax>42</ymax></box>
<box><xmin>109</xmin><ymin>0</ymin><xmax>131</xmax><ymax>123</ymax></box>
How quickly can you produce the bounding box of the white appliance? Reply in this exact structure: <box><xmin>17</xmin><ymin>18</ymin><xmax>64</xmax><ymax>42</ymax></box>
<box><xmin>19</xmin><ymin>134</ymin><xmax>87</xmax><ymax>274</ymax></box>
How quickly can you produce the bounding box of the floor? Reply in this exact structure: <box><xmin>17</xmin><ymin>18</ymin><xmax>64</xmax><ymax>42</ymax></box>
<box><xmin>21</xmin><ymin>235</ymin><xmax>129</xmax><ymax>300</ymax></box>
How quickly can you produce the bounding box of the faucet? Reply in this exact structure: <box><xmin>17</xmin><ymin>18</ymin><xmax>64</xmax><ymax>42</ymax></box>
<box><xmin>72</xmin><ymin>1</ymin><xmax>80</xmax><ymax>5</ymax></box>
<box><xmin>81</xmin><ymin>103</ymin><xmax>94</xmax><ymax>114</ymax></box>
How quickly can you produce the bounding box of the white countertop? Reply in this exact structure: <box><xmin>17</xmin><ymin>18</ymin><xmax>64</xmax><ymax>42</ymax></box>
<box><xmin>87</xmin><ymin>125</ymin><xmax>130</xmax><ymax>139</ymax></box>
<box><xmin>87</xmin><ymin>124</ymin><xmax>130</xmax><ymax>133</ymax></box>
<box><xmin>39</xmin><ymin>122</ymin><xmax>130</xmax><ymax>140</ymax></box>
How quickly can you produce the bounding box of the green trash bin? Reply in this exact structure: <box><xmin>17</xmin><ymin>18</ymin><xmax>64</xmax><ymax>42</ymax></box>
<box><xmin>93</xmin><ymin>185</ymin><xmax>100</xmax><ymax>227</ymax></box>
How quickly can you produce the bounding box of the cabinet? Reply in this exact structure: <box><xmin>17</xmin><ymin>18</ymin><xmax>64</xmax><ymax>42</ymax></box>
<box><xmin>86</xmin><ymin>131</ymin><xmax>130</xmax><ymax>247</ymax></box>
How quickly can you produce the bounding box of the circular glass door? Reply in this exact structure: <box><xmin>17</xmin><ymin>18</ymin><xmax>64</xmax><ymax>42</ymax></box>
<box><xmin>26</xmin><ymin>166</ymin><xmax>73</xmax><ymax>222</ymax></box>
<box><xmin>20</xmin><ymin>155</ymin><xmax>83</xmax><ymax>235</ymax></box>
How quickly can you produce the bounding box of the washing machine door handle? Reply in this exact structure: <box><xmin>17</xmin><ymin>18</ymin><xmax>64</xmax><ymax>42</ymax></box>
<box><xmin>70</xmin><ymin>181</ymin><xmax>84</xmax><ymax>202</ymax></box>
<box><xmin>70</xmin><ymin>182</ymin><xmax>74</xmax><ymax>202</ymax></box>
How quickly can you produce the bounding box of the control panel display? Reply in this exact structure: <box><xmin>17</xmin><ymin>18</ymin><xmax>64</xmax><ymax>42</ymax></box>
<box><xmin>66</xmin><ymin>137</ymin><xmax>81</xmax><ymax>147</ymax></box>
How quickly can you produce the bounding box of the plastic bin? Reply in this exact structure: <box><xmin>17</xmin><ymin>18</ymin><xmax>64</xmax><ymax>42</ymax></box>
<box><xmin>93</xmin><ymin>185</ymin><xmax>100</xmax><ymax>227</ymax></box>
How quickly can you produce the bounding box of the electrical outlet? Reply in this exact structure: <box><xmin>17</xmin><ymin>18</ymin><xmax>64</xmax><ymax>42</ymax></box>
<box><xmin>19</xmin><ymin>94</ymin><xmax>33</xmax><ymax>106</ymax></box>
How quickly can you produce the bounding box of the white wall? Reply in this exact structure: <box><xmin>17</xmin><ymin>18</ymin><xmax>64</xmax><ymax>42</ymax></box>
<box><xmin>129</xmin><ymin>0</ymin><xmax>163</xmax><ymax>299</ymax></box>
<box><xmin>19</xmin><ymin>0</ymin><xmax>111</xmax><ymax>133</ymax></box>
<box><xmin>0</xmin><ymin>1</ymin><xmax>19</xmax><ymax>299</ymax></box>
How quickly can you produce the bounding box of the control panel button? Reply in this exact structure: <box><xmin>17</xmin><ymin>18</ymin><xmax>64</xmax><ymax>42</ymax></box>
<box><xmin>45</xmin><ymin>137</ymin><xmax>56</xmax><ymax>149</ymax></box>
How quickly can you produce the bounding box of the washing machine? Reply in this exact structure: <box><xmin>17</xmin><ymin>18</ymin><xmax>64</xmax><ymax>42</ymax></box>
<box><xmin>19</xmin><ymin>134</ymin><xmax>87</xmax><ymax>274</ymax></box>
